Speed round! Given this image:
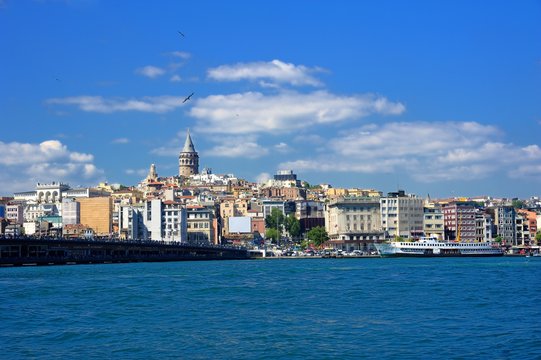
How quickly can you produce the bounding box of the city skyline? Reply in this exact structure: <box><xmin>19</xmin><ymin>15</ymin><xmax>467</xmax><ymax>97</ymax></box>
<box><xmin>1</xmin><ymin>1</ymin><xmax>540</xmax><ymax>198</ymax></box>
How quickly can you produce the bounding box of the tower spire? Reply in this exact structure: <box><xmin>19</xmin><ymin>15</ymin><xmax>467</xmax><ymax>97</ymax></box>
<box><xmin>182</xmin><ymin>128</ymin><xmax>196</xmax><ymax>153</ymax></box>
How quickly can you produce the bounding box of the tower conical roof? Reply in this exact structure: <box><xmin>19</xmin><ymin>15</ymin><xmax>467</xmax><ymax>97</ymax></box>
<box><xmin>182</xmin><ymin>130</ymin><xmax>196</xmax><ymax>153</ymax></box>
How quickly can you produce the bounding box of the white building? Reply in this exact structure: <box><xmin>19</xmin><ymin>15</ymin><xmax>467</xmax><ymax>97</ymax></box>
<box><xmin>380</xmin><ymin>190</ymin><xmax>424</xmax><ymax>239</ymax></box>
<box><xmin>325</xmin><ymin>197</ymin><xmax>384</xmax><ymax>252</ymax></box>
<box><xmin>119</xmin><ymin>200</ymin><xmax>188</xmax><ymax>242</ymax></box>
<box><xmin>475</xmin><ymin>213</ymin><xmax>493</xmax><ymax>242</ymax></box>
<box><xmin>119</xmin><ymin>203</ymin><xmax>146</xmax><ymax>240</ymax></box>
<box><xmin>162</xmin><ymin>201</ymin><xmax>188</xmax><ymax>243</ymax></box>
<box><xmin>6</xmin><ymin>203</ymin><xmax>24</xmax><ymax>224</ymax></box>
<box><xmin>189</xmin><ymin>168</ymin><xmax>237</xmax><ymax>186</ymax></box>
<box><xmin>62</xmin><ymin>199</ymin><xmax>80</xmax><ymax>225</ymax></box>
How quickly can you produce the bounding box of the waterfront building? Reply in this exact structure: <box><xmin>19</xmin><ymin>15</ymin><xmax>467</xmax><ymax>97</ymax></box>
<box><xmin>23</xmin><ymin>222</ymin><xmax>37</xmax><ymax>236</ymax></box>
<box><xmin>186</xmin><ymin>205</ymin><xmax>213</xmax><ymax>244</ymax></box>
<box><xmin>295</xmin><ymin>200</ymin><xmax>325</xmax><ymax>235</ymax></box>
<box><xmin>515</xmin><ymin>213</ymin><xmax>530</xmax><ymax>246</ymax></box>
<box><xmin>5</xmin><ymin>223</ymin><xmax>23</xmax><ymax>236</ymax></box>
<box><xmin>6</xmin><ymin>203</ymin><xmax>24</xmax><ymax>224</ymax></box>
<box><xmin>517</xmin><ymin>209</ymin><xmax>538</xmax><ymax>240</ymax></box>
<box><xmin>62</xmin><ymin>199</ymin><xmax>80</xmax><ymax>225</ymax></box>
<box><xmin>24</xmin><ymin>203</ymin><xmax>58</xmax><ymax>222</ymax></box>
<box><xmin>179</xmin><ymin>130</ymin><xmax>199</xmax><ymax>178</ymax></box>
<box><xmin>443</xmin><ymin>201</ymin><xmax>477</xmax><ymax>242</ymax></box>
<box><xmin>325</xmin><ymin>197</ymin><xmax>385</xmax><ymax>252</ymax></box>
<box><xmin>475</xmin><ymin>212</ymin><xmax>494</xmax><ymax>242</ymax></box>
<box><xmin>118</xmin><ymin>203</ymin><xmax>146</xmax><ymax>240</ymax></box>
<box><xmin>219</xmin><ymin>198</ymin><xmax>249</xmax><ymax>237</ymax></box>
<box><xmin>493</xmin><ymin>206</ymin><xmax>517</xmax><ymax>245</ymax></box>
<box><xmin>163</xmin><ymin>201</ymin><xmax>188</xmax><ymax>242</ymax></box>
<box><xmin>63</xmin><ymin>224</ymin><xmax>94</xmax><ymax>239</ymax></box>
<box><xmin>380</xmin><ymin>190</ymin><xmax>424</xmax><ymax>239</ymax></box>
<box><xmin>77</xmin><ymin>197</ymin><xmax>113</xmax><ymax>236</ymax></box>
<box><xmin>379</xmin><ymin>190</ymin><xmax>424</xmax><ymax>239</ymax></box>
<box><xmin>138</xmin><ymin>199</ymin><xmax>188</xmax><ymax>242</ymax></box>
<box><xmin>423</xmin><ymin>203</ymin><xmax>445</xmax><ymax>240</ymax></box>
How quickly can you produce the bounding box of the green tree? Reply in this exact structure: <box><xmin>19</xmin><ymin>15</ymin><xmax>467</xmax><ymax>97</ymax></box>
<box><xmin>265</xmin><ymin>228</ymin><xmax>280</xmax><ymax>243</ymax></box>
<box><xmin>285</xmin><ymin>215</ymin><xmax>301</xmax><ymax>240</ymax></box>
<box><xmin>512</xmin><ymin>199</ymin><xmax>525</xmax><ymax>209</ymax></box>
<box><xmin>494</xmin><ymin>235</ymin><xmax>503</xmax><ymax>243</ymax></box>
<box><xmin>535</xmin><ymin>232</ymin><xmax>541</xmax><ymax>245</ymax></box>
<box><xmin>306</xmin><ymin>226</ymin><xmax>329</xmax><ymax>248</ymax></box>
<box><xmin>265</xmin><ymin>208</ymin><xmax>285</xmax><ymax>230</ymax></box>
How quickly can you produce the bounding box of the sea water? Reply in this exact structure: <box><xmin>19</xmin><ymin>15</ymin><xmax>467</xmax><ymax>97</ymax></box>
<box><xmin>1</xmin><ymin>257</ymin><xmax>540</xmax><ymax>359</ymax></box>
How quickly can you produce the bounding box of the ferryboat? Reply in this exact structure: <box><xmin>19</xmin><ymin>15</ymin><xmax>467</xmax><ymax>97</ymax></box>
<box><xmin>374</xmin><ymin>237</ymin><xmax>504</xmax><ymax>257</ymax></box>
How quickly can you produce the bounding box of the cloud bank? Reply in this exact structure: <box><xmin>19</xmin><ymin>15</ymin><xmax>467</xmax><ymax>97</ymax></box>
<box><xmin>208</xmin><ymin>59</ymin><xmax>324</xmax><ymax>87</ymax></box>
<box><xmin>191</xmin><ymin>91</ymin><xmax>405</xmax><ymax>134</ymax></box>
<box><xmin>279</xmin><ymin>121</ymin><xmax>541</xmax><ymax>182</ymax></box>
<box><xmin>0</xmin><ymin>140</ymin><xmax>103</xmax><ymax>194</ymax></box>
<box><xmin>46</xmin><ymin>95</ymin><xmax>186</xmax><ymax>113</ymax></box>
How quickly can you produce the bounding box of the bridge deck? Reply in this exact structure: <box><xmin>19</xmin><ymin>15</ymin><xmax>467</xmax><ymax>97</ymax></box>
<box><xmin>0</xmin><ymin>236</ymin><xmax>249</xmax><ymax>266</ymax></box>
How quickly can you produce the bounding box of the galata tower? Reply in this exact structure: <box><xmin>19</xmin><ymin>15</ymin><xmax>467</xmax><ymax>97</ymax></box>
<box><xmin>178</xmin><ymin>130</ymin><xmax>199</xmax><ymax>177</ymax></box>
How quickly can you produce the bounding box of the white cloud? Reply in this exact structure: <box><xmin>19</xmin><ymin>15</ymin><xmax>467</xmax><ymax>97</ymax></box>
<box><xmin>170</xmin><ymin>75</ymin><xmax>182</xmax><ymax>82</ymax></box>
<box><xmin>274</xmin><ymin>142</ymin><xmax>291</xmax><ymax>153</ymax></box>
<box><xmin>169</xmin><ymin>51</ymin><xmax>191</xmax><ymax>59</ymax></box>
<box><xmin>207</xmin><ymin>59</ymin><xmax>324</xmax><ymax>87</ymax></box>
<box><xmin>0</xmin><ymin>140</ymin><xmax>94</xmax><ymax>165</ymax></box>
<box><xmin>125</xmin><ymin>168</ymin><xmax>148</xmax><ymax>177</ymax></box>
<box><xmin>136</xmin><ymin>65</ymin><xmax>166</xmax><ymax>78</ymax></box>
<box><xmin>150</xmin><ymin>145</ymin><xmax>179</xmax><ymax>157</ymax></box>
<box><xmin>69</xmin><ymin>152</ymin><xmax>94</xmax><ymax>162</ymax></box>
<box><xmin>46</xmin><ymin>95</ymin><xmax>186</xmax><ymax>113</ymax></box>
<box><xmin>279</xmin><ymin>121</ymin><xmax>541</xmax><ymax>182</ymax></box>
<box><xmin>112</xmin><ymin>138</ymin><xmax>130</xmax><ymax>144</ymax></box>
<box><xmin>203</xmin><ymin>136</ymin><xmax>269</xmax><ymax>159</ymax></box>
<box><xmin>150</xmin><ymin>131</ymin><xmax>185</xmax><ymax>156</ymax></box>
<box><xmin>0</xmin><ymin>140</ymin><xmax>104</xmax><ymax>194</ymax></box>
<box><xmin>255</xmin><ymin>172</ymin><xmax>271</xmax><ymax>184</ymax></box>
<box><xmin>191</xmin><ymin>90</ymin><xmax>405</xmax><ymax>134</ymax></box>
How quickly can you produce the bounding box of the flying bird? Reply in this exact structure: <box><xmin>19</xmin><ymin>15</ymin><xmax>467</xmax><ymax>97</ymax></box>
<box><xmin>183</xmin><ymin>92</ymin><xmax>194</xmax><ymax>103</ymax></box>
<box><xmin>178</xmin><ymin>31</ymin><xmax>185</xmax><ymax>37</ymax></box>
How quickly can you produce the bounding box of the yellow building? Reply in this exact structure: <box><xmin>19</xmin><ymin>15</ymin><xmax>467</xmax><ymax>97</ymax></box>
<box><xmin>77</xmin><ymin>197</ymin><xmax>113</xmax><ymax>236</ymax></box>
<box><xmin>326</xmin><ymin>188</ymin><xmax>348</xmax><ymax>198</ymax></box>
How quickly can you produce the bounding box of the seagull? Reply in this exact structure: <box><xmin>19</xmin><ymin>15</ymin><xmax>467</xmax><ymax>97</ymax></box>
<box><xmin>183</xmin><ymin>92</ymin><xmax>194</xmax><ymax>103</ymax></box>
<box><xmin>178</xmin><ymin>31</ymin><xmax>185</xmax><ymax>37</ymax></box>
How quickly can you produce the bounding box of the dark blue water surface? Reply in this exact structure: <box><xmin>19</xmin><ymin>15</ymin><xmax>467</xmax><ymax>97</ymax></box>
<box><xmin>1</xmin><ymin>257</ymin><xmax>540</xmax><ymax>359</ymax></box>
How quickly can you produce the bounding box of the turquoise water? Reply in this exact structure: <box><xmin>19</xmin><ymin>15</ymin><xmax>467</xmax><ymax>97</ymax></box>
<box><xmin>1</xmin><ymin>258</ymin><xmax>540</xmax><ymax>359</ymax></box>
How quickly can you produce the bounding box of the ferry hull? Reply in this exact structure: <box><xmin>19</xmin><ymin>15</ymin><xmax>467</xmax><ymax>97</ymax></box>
<box><xmin>378</xmin><ymin>252</ymin><xmax>504</xmax><ymax>258</ymax></box>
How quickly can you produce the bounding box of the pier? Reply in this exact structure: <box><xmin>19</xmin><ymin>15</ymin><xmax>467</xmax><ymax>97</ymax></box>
<box><xmin>0</xmin><ymin>236</ymin><xmax>249</xmax><ymax>266</ymax></box>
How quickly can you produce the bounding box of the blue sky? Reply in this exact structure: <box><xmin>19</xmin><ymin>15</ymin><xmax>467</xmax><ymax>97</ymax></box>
<box><xmin>1</xmin><ymin>0</ymin><xmax>540</xmax><ymax>198</ymax></box>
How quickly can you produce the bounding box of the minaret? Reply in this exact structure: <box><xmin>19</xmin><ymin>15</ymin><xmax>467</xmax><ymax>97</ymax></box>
<box><xmin>146</xmin><ymin>163</ymin><xmax>158</xmax><ymax>182</ymax></box>
<box><xmin>179</xmin><ymin>129</ymin><xmax>199</xmax><ymax>177</ymax></box>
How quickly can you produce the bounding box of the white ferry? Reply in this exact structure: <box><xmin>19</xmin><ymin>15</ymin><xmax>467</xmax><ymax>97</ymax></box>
<box><xmin>374</xmin><ymin>237</ymin><xmax>504</xmax><ymax>257</ymax></box>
